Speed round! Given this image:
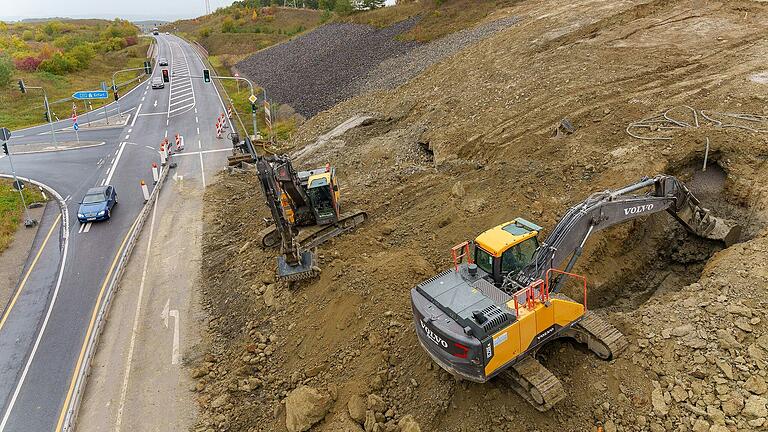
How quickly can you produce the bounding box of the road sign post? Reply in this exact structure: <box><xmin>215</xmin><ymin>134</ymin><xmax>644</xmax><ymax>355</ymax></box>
<box><xmin>73</xmin><ymin>90</ymin><xmax>110</xmax><ymax>125</ymax></box>
<box><xmin>1</xmin><ymin>128</ymin><xmax>36</xmax><ymax>227</ymax></box>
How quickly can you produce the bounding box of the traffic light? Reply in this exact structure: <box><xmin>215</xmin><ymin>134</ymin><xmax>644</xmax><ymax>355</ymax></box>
<box><xmin>44</xmin><ymin>111</ymin><xmax>49</xmax><ymax>122</ymax></box>
<box><xmin>144</xmin><ymin>61</ymin><xmax>152</xmax><ymax>75</ymax></box>
<box><xmin>18</xmin><ymin>80</ymin><xmax>26</xmax><ymax>93</ymax></box>
<box><xmin>2</xmin><ymin>143</ymin><xmax>8</xmax><ymax>156</ymax></box>
<box><xmin>203</xmin><ymin>69</ymin><xmax>210</xmax><ymax>83</ymax></box>
<box><xmin>162</xmin><ymin>69</ymin><xmax>169</xmax><ymax>83</ymax></box>
<box><xmin>114</xmin><ymin>91</ymin><xmax>119</xmax><ymax>101</ymax></box>
<box><xmin>251</xmin><ymin>102</ymin><xmax>257</xmax><ymax>113</ymax></box>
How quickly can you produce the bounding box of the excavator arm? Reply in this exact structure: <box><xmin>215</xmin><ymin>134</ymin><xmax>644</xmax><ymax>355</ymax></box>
<box><xmin>513</xmin><ymin>175</ymin><xmax>741</xmax><ymax>289</ymax></box>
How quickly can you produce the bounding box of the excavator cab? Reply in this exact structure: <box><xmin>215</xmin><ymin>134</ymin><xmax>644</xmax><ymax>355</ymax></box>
<box><xmin>473</xmin><ymin>218</ymin><xmax>542</xmax><ymax>286</ymax></box>
<box><xmin>305</xmin><ymin>166</ymin><xmax>340</xmax><ymax>225</ymax></box>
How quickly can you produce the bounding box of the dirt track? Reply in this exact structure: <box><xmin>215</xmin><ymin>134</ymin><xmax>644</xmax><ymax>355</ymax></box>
<box><xmin>194</xmin><ymin>1</ymin><xmax>768</xmax><ymax>431</ymax></box>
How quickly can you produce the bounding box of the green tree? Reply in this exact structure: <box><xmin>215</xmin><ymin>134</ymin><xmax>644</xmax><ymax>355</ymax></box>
<box><xmin>319</xmin><ymin>0</ymin><xmax>337</xmax><ymax>10</ymax></box>
<box><xmin>67</xmin><ymin>44</ymin><xmax>95</xmax><ymax>69</ymax></box>
<box><xmin>0</xmin><ymin>55</ymin><xmax>13</xmax><ymax>87</ymax></box>
<box><xmin>360</xmin><ymin>0</ymin><xmax>384</xmax><ymax>8</ymax></box>
<box><xmin>334</xmin><ymin>0</ymin><xmax>353</xmax><ymax>14</ymax></box>
<box><xmin>221</xmin><ymin>16</ymin><xmax>237</xmax><ymax>33</ymax></box>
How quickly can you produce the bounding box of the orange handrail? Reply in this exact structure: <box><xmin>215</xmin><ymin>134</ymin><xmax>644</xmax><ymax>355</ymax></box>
<box><xmin>450</xmin><ymin>241</ymin><xmax>473</xmax><ymax>271</ymax></box>
<box><xmin>545</xmin><ymin>268</ymin><xmax>588</xmax><ymax>311</ymax></box>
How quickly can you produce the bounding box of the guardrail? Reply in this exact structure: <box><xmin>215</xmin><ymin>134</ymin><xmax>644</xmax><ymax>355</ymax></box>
<box><xmin>61</xmin><ymin>166</ymin><xmax>170</xmax><ymax>432</ymax></box>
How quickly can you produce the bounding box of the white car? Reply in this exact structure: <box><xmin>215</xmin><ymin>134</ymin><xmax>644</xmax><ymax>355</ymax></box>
<box><xmin>151</xmin><ymin>77</ymin><xmax>164</xmax><ymax>89</ymax></box>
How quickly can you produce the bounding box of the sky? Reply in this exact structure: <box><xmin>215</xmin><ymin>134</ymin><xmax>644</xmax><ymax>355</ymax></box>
<box><xmin>1</xmin><ymin>0</ymin><xmax>398</xmax><ymax>22</ymax></box>
<box><xmin>1</xmin><ymin>0</ymin><xmax>240</xmax><ymax>22</ymax></box>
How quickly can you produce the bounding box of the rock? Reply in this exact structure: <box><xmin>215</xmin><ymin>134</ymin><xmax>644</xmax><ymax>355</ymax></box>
<box><xmin>742</xmin><ymin>395</ymin><xmax>768</xmax><ymax>418</ymax></box>
<box><xmin>367</xmin><ymin>394</ymin><xmax>387</xmax><ymax>413</ymax></box>
<box><xmin>707</xmin><ymin>405</ymin><xmax>725</xmax><ymax>425</ymax></box>
<box><xmin>364</xmin><ymin>410</ymin><xmax>376</xmax><ymax>432</ymax></box>
<box><xmin>652</xmin><ymin>388</ymin><xmax>669</xmax><ymax>416</ymax></box>
<box><xmin>745</xmin><ymin>375</ymin><xmax>768</xmax><ymax>395</ymax></box>
<box><xmin>348</xmin><ymin>395</ymin><xmax>367</xmax><ymax>423</ymax></box>
<box><xmin>735</xmin><ymin>318</ymin><xmax>753</xmax><ymax>332</ymax></box>
<box><xmin>211</xmin><ymin>393</ymin><xmax>228</xmax><ymax>409</ymax></box>
<box><xmin>398</xmin><ymin>415</ymin><xmax>421</xmax><ymax>432</ymax></box>
<box><xmin>451</xmin><ymin>181</ymin><xmax>465</xmax><ymax>198</ymax></box>
<box><xmin>716</xmin><ymin>330</ymin><xmax>741</xmax><ymax>349</ymax></box>
<box><xmin>671</xmin><ymin>324</ymin><xmax>694</xmax><ymax>337</ymax></box>
<box><xmin>671</xmin><ymin>385</ymin><xmax>688</xmax><ymax>402</ymax></box>
<box><xmin>721</xmin><ymin>395</ymin><xmax>744</xmax><ymax>416</ymax></box>
<box><xmin>709</xmin><ymin>425</ymin><xmax>729</xmax><ymax>432</ymax></box>
<box><xmin>717</xmin><ymin>361</ymin><xmax>735</xmax><ymax>380</ymax></box>
<box><xmin>603</xmin><ymin>419</ymin><xmax>617</xmax><ymax>432</ymax></box>
<box><xmin>748</xmin><ymin>417</ymin><xmax>766</xmax><ymax>428</ymax></box>
<box><xmin>264</xmin><ymin>284</ymin><xmax>276</xmax><ymax>307</ymax></box>
<box><xmin>692</xmin><ymin>418</ymin><xmax>709</xmax><ymax>432</ymax></box>
<box><xmin>285</xmin><ymin>386</ymin><xmax>333</xmax><ymax>432</ymax></box>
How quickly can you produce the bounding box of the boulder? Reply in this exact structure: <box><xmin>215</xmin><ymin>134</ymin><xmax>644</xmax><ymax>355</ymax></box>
<box><xmin>367</xmin><ymin>394</ymin><xmax>387</xmax><ymax>413</ymax></box>
<box><xmin>742</xmin><ymin>395</ymin><xmax>768</xmax><ymax>418</ymax></box>
<box><xmin>285</xmin><ymin>386</ymin><xmax>333</xmax><ymax>432</ymax></box>
<box><xmin>348</xmin><ymin>395</ymin><xmax>367</xmax><ymax>423</ymax></box>
<box><xmin>398</xmin><ymin>415</ymin><xmax>421</xmax><ymax>432</ymax></box>
<box><xmin>746</xmin><ymin>375</ymin><xmax>768</xmax><ymax>395</ymax></box>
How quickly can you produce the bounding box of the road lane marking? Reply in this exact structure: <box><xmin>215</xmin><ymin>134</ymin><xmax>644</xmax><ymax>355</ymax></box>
<box><xmin>168</xmin><ymin>148</ymin><xmax>231</xmax><ymax>157</ymax></box>
<box><xmin>198</xmin><ymin>139</ymin><xmax>201</xmax><ymax>150</ymax></box>
<box><xmin>130</xmin><ymin>104</ymin><xmax>142</xmax><ymax>127</ymax></box>
<box><xmin>127</xmin><ymin>129</ymin><xmax>132</xmax><ymax>133</ymax></box>
<box><xmin>154</xmin><ymin>100</ymin><xmax>157</xmax><ymax>108</ymax></box>
<box><xmin>78</xmin><ymin>223</ymin><xmax>84</xmax><ymax>234</ymax></box>
<box><xmin>125</xmin><ymin>135</ymin><xmax>130</xmax><ymax>140</ymax></box>
<box><xmin>196</xmin><ymin>127</ymin><xmax>200</xmax><ymax>135</ymax></box>
<box><xmin>0</xmin><ymin>215</ymin><xmax>61</xmax><ymax>333</ymax></box>
<box><xmin>170</xmin><ymin>95</ymin><xmax>194</xmax><ymax>106</ymax></box>
<box><xmin>164</xmin><ymin>130</ymin><xmax>168</xmax><ymax>138</ymax></box>
<box><xmin>194</xmin><ymin>108</ymin><xmax>197</xmax><ymax>114</ymax></box>
<box><xmin>55</xmin><ymin>209</ymin><xmax>143</xmax><ymax>431</ymax></box>
<box><xmin>141</xmin><ymin>96</ymin><xmax>145</xmax><ymax>102</ymax></box>
<box><xmin>105</xmin><ymin>142</ymin><xmax>126</xmax><ymax>185</ymax></box>
<box><xmin>199</xmin><ymin>152</ymin><xmax>206</xmax><ymax>187</ymax></box>
<box><xmin>114</xmin><ymin>196</ymin><xmax>159</xmax><ymax>432</ymax></box>
<box><xmin>195</xmin><ymin>116</ymin><xmax>198</xmax><ymax>124</ymax></box>
<box><xmin>0</xmin><ymin>182</ymin><xmax>69</xmax><ymax>431</ymax></box>
<box><xmin>83</xmin><ymin>222</ymin><xmax>92</xmax><ymax>233</ymax></box>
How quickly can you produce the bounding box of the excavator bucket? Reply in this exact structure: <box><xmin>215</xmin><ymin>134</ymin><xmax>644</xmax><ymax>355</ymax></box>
<box><xmin>704</xmin><ymin>216</ymin><xmax>741</xmax><ymax>247</ymax></box>
<box><xmin>277</xmin><ymin>250</ymin><xmax>320</xmax><ymax>282</ymax></box>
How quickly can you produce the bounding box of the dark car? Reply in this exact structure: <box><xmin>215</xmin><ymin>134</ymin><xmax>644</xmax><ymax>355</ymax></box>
<box><xmin>158</xmin><ymin>57</ymin><xmax>168</xmax><ymax>66</ymax></box>
<box><xmin>77</xmin><ymin>186</ymin><xmax>117</xmax><ymax>223</ymax></box>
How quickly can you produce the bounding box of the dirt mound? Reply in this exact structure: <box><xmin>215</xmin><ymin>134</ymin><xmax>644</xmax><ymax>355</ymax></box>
<box><xmin>195</xmin><ymin>1</ymin><xmax>768</xmax><ymax>431</ymax></box>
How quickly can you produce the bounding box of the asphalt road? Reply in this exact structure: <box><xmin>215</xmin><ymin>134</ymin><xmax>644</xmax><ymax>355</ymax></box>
<box><xmin>0</xmin><ymin>33</ymin><xmax>235</xmax><ymax>431</ymax></box>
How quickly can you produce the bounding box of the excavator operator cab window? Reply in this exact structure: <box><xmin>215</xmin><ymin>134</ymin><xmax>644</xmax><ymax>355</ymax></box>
<box><xmin>307</xmin><ymin>178</ymin><xmax>335</xmax><ymax>222</ymax></box>
<box><xmin>475</xmin><ymin>247</ymin><xmax>495</xmax><ymax>276</ymax></box>
<box><xmin>500</xmin><ymin>237</ymin><xmax>539</xmax><ymax>275</ymax></box>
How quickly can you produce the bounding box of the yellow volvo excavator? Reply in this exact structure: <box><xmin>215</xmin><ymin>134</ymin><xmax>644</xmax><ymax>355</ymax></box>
<box><xmin>411</xmin><ymin>175</ymin><xmax>740</xmax><ymax>411</ymax></box>
<box><xmin>254</xmin><ymin>154</ymin><xmax>367</xmax><ymax>281</ymax></box>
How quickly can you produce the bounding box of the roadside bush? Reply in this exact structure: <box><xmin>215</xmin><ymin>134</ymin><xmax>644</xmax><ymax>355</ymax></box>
<box><xmin>199</xmin><ymin>27</ymin><xmax>212</xmax><ymax>38</ymax></box>
<box><xmin>13</xmin><ymin>56</ymin><xmax>42</xmax><ymax>72</ymax></box>
<box><xmin>21</xmin><ymin>30</ymin><xmax>34</xmax><ymax>41</ymax></box>
<box><xmin>0</xmin><ymin>55</ymin><xmax>13</xmax><ymax>87</ymax></box>
<box><xmin>38</xmin><ymin>52</ymin><xmax>78</xmax><ymax>75</ymax></box>
<box><xmin>221</xmin><ymin>17</ymin><xmax>237</xmax><ymax>33</ymax></box>
<box><xmin>125</xmin><ymin>36</ymin><xmax>138</xmax><ymax>46</ymax></box>
<box><xmin>67</xmin><ymin>44</ymin><xmax>94</xmax><ymax>69</ymax></box>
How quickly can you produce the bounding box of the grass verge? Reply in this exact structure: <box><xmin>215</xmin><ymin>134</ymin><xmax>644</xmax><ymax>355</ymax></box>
<box><xmin>0</xmin><ymin>179</ymin><xmax>46</xmax><ymax>254</ymax></box>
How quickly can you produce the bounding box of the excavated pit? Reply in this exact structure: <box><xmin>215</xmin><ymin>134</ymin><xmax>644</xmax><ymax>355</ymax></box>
<box><xmin>584</xmin><ymin>159</ymin><xmax>752</xmax><ymax>312</ymax></box>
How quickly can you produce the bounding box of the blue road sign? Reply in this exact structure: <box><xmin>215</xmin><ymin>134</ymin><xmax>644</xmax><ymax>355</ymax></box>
<box><xmin>73</xmin><ymin>122</ymin><xmax>79</xmax><ymax>131</ymax></box>
<box><xmin>72</xmin><ymin>91</ymin><xmax>109</xmax><ymax>100</ymax></box>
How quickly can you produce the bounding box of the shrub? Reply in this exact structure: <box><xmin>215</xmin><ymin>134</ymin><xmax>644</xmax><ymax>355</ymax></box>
<box><xmin>0</xmin><ymin>55</ymin><xmax>13</xmax><ymax>87</ymax></box>
<box><xmin>38</xmin><ymin>52</ymin><xmax>78</xmax><ymax>75</ymax></box>
<box><xmin>13</xmin><ymin>56</ymin><xmax>42</xmax><ymax>72</ymax></box>
<box><xmin>199</xmin><ymin>27</ymin><xmax>212</xmax><ymax>38</ymax></box>
<box><xmin>124</xmin><ymin>35</ymin><xmax>138</xmax><ymax>46</ymax></box>
<box><xmin>21</xmin><ymin>30</ymin><xmax>34</xmax><ymax>41</ymax></box>
<box><xmin>221</xmin><ymin>17</ymin><xmax>237</xmax><ymax>33</ymax></box>
<box><xmin>67</xmin><ymin>44</ymin><xmax>94</xmax><ymax>69</ymax></box>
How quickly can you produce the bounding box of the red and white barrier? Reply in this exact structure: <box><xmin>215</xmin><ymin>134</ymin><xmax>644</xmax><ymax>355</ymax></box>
<box><xmin>216</xmin><ymin>118</ymin><xmax>223</xmax><ymax>139</ymax></box>
<box><xmin>176</xmin><ymin>135</ymin><xmax>184</xmax><ymax>151</ymax></box>
<box><xmin>227</xmin><ymin>105</ymin><xmax>233</xmax><ymax>119</ymax></box>
<box><xmin>152</xmin><ymin>162</ymin><xmax>159</xmax><ymax>184</ymax></box>
<box><xmin>140</xmin><ymin>180</ymin><xmax>150</xmax><ymax>202</ymax></box>
<box><xmin>160</xmin><ymin>143</ymin><xmax>167</xmax><ymax>166</ymax></box>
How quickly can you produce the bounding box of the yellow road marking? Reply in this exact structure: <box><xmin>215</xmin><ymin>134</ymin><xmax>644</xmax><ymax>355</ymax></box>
<box><xmin>0</xmin><ymin>214</ymin><xmax>61</xmax><ymax>333</ymax></box>
<box><xmin>55</xmin><ymin>214</ymin><xmax>141</xmax><ymax>431</ymax></box>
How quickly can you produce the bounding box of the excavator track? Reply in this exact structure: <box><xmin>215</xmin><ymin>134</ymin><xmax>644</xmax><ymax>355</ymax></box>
<box><xmin>498</xmin><ymin>356</ymin><xmax>566</xmax><ymax>412</ymax></box>
<box><xmin>553</xmin><ymin>294</ymin><xmax>628</xmax><ymax>360</ymax></box>
<box><xmin>259</xmin><ymin>210</ymin><xmax>368</xmax><ymax>249</ymax></box>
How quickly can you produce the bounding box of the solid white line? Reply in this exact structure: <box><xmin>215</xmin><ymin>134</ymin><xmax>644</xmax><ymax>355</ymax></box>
<box><xmin>169</xmin><ymin>95</ymin><xmax>194</xmax><ymax>106</ymax></box>
<box><xmin>199</xmin><ymin>152</ymin><xmax>206</xmax><ymax>188</ymax></box>
<box><xmin>131</xmin><ymin>104</ymin><xmax>142</xmax><ymax>127</ymax></box>
<box><xmin>83</xmin><ymin>222</ymin><xmax>92</xmax><ymax>233</ymax></box>
<box><xmin>105</xmin><ymin>142</ymin><xmax>126</xmax><ymax>185</ymax></box>
<box><xmin>170</xmin><ymin>310</ymin><xmax>180</xmax><ymax>365</ymax></box>
<box><xmin>168</xmin><ymin>103</ymin><xmax>194</xmax><ymax>114</ymax></box>
<box><xmin>0</xmin><ymin>180</ymin><xmax>69</xmax><ymax>432</ymax></box>
<box><xmin>173</xmin><ymin>148</ymin><xmax>232</xmax><ymax>157</ymax></box>
<box><xmin>113</xmin><ymin>196</ymin><xmax>159</xmax><ymax>432</ymax></box>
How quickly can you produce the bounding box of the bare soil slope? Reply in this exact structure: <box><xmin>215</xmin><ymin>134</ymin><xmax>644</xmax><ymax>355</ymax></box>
<box><xmin>194</xmin><ymin>1</ymin><xmax>768</xmax><ymax>431</ymax></box>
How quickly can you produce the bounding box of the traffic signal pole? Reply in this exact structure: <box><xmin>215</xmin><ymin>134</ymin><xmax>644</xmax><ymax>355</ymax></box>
<box><xmin>179</xmin><ymin>71</ymin><xmax>260</xmax><ymax>140</ymax></box>
<box><xmin>112</xmin><ymin>64</ymin><xmax>151</xmax><ymax>116</ymax></box>
<box><xmin>2</xmin><ymin>140</ymin><xmax>35</xmax><ymax>227</ymax></box>
<box><xmin>20</xmin><ymin>82</ymin><xmax>58</xmax><ymax>150</ymax></box>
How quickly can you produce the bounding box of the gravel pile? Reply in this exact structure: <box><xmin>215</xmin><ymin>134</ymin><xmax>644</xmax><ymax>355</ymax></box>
<box><xmin>235</xmin><ymin>18</ymin><xmax>420</xmax><ymax>118</ymax></box>
<box><xmin>355</xmin><ymin>15</ymin><xmax>521</xmax><ymax>94</ymax></box>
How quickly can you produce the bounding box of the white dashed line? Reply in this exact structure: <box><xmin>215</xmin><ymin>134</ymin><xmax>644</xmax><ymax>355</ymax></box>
<box><xmin>125</xmin><ymin>135</ymin><xmax>130</xmax><ymax>140</ymax></box>
<box><xmin>195</xmin><ymin>117</ymin><xmax>198</xmax><ymax>124</ymax></box>
<box><xmin>196</xmin><ymin>127</ymin><xmax>199</xmax><ymax>135</ymax></box>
